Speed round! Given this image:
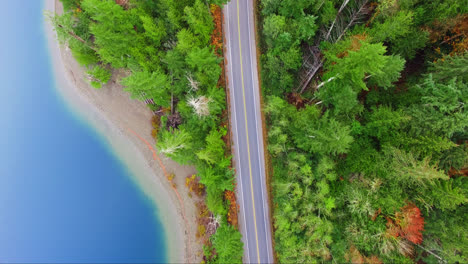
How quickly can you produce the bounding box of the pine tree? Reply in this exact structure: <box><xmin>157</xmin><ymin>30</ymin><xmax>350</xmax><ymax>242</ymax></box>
<box><xmin>186</xmin><ymin>47</ymin><xmax>221</xmax><ymax>88</ymax></box>
<box><xmin>196</xmin><ymin>128</ymin><xmax>226</xmax><ymax>165</ymax></box>
<box><xmin>406</xmin><ymin>75</ymin><xmax>468</xmax><ymax>138</ymax></box>
<box><xmin>210</xmin><ymin>224</ymin><xmax>244</xmax><ymax>264</ymax></box>
<box><xmin>429</xmin><ymin>52</ymin><xmax>468</xmax><ymax>83</ymax></box>
<box><xmin>81</xmin><ymin>0</ymin><xmax>138</xmax><ymax>68</ymax></box>
<box><xmin>385</xmin><ymin>147</ymin><xmax>448</xmax><ymax>187</ymax></box>
<box><xmin>157</xmin><ymin>127</ymin><xmax>193</xmax><ymax>163</ymax></box>
<box><xmin>184</xmin><ymin>0</ymin><xmax>213</xmax><ymax>45</ymax></box>
<box><xmin>86</xmin><ymin>65</ymin><xmax>111</xmax><ymax>88</ymax></box>
<box><xmin>121</xmin><ymin>71</ymin><xmax>171</xmax><ymax>107</ymax></box>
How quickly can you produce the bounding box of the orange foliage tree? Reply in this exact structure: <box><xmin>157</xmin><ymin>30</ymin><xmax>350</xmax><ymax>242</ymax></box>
<box><xmin>396</xmin><ymin>203</ymin><xmax>425</xmax><ymax>244</ymax></box>
<box><xmin>225</xmin><ymin>190</ymin><xmax>238</xmax><ymax>227</ymax></box>
<box><xmin>386</xmin><ymin>203</ymin><xmax>425</xmax><ymax>245</ymax></box>
<box><xmin>210</xmin><ymin>4</ymin><xmax>223</xmax><ymax>56</ymax></box>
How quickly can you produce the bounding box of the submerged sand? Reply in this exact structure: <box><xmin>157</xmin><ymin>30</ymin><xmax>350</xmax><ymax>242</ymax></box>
<box><xmin>44</xmin><ymin>0</ymin><xmax>202</xmax><ymax>262</ymax></box>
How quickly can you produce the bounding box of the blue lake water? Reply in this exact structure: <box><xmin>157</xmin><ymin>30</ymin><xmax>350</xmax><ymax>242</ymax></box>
<box><xmin>0</xmin><ymin>1</ymin><xmax>166</xmax><ymax>263</ymax></box>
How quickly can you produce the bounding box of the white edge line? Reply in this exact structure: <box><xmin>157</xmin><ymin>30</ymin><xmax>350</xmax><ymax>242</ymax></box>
<box><xmin>246</xmin><ymin>0</ymin><xmax>272</xmax><ymax>262</ymax></box>
<box><xmin>226</xmin><ymin>3</ymin><xmax>251</xmax><ymax>263</ymax></box>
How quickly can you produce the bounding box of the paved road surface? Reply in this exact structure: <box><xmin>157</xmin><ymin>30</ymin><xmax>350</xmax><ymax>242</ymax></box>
<box><xmin>224</xmin><ymin>1</ymin><xmax>274</xmax><ymax>263</ymax></box>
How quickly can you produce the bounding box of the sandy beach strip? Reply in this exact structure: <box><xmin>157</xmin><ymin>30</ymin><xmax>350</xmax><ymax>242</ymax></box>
<box><xmin>43</xmin><ymin>0</ymin><xmax>202</xmax><ymax>262</ymax></box>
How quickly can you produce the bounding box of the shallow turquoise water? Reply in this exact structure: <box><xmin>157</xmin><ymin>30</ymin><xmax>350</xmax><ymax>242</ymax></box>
<box><xmin>0</xmin><ymin>1</ymin><xmax>167</xmax><ymax>263</ymax></box>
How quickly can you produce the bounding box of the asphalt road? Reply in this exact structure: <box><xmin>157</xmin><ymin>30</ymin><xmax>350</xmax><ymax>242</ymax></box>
<box><xmin>224</xmin><ymin>1</ymin><xmax>274</xmax><ymax>263</ymax></box>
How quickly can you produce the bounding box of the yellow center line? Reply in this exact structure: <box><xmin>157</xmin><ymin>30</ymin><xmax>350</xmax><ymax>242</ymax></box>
<box><xmin>236</xmin><ymin>0</ymin><xmax>261</xmax><ymax>263</ymax></box>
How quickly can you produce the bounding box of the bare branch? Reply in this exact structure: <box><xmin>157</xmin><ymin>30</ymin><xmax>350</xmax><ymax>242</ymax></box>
<box><xmin>297</xmin><ymin>0</ymin><xmax>371</xmax><ymax>94</ymax></box>
<box><xmin>415</xmin><ymin>245</ymin><xmax>446</xmax><ymax>263</ymax></box>
<box><xmin>335</xmin><ymin>0</ymin><xmax>370</xmax><ymax>42</ymax></box>
<box><xmin>325</xmin><ymin>0</ymin><xmax>351</xmax><ymax>41</ymax></box>
<box><xmin>298</xmin><ymin>62</ymin><xmax>323</xmax><ymax>94</ymax></box>
<box><xmin>316</xmin><ymin>75</ymin><xmax>338</xmax><ymax>90</ymax></box>
<box><xmin>186</xmin><ymin>74</ymin><xmax>200</xmax><ymax>91</ymax></box>
<box><xmin>188</xmin><ymin>96</ymin><xmax>211</xmax><ymax>117</ymax></box>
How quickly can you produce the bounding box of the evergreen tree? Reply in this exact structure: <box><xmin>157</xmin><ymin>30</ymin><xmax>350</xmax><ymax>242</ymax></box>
<box><xmin>210</xmin><ymin>224</ymin><xmax>243</xmax><ymax>264</ymax></box>
<box><xmin>406</xmin><ymin>75</ymin><xmax>468</xmax><ymax>138</ymax></box>
<box><xmin>157</xmin><ymin>127</ymin><xmax>193</xmax><ymax>164</ymax></box>
<box><xmin>86</xmin><ymin>65</ymin><xmax>111</xmax><ymax>88</ymax></box>
<box><xmin>121</xmin><ymin>71</ymin><xmax>171</xmax><ymax>107</ymax></box>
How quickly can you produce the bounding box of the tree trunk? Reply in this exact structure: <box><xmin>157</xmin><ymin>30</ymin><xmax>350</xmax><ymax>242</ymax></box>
<box><xmin>336</xmin><ymin>0</ymin><xmax>369</xmax><ymax>42</ymax></box>
<box><xmin>325</xmin><ymin>0</ymin><xmax>350</xmax><ymax>41</ymax></box>
<box><xmin>316</xmin><ymin>75</ymin><xmax>337</xmax><ymax>90</ymax></box>
<box><xmin>416</xmin><ymin>244</ymin><xmax>446</xmax><ymax>263</ymax></box>
<box><xmin>58</xmin><ymin>24</ymin><xmax>98</xmax><ymax>52</ymax></box>
<box><xmin>299</xmin><ymin>61</ymin><xmax>323</xmax><ymax>94</ymax></box>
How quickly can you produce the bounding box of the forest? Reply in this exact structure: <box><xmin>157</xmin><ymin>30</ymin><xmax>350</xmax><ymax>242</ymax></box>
<box><xmin>259</xmin><ymin>0</ymin><xmax>467</xmax><ymax>263</ymax></box>
<box><xmin>50</xmin><ymin>0</ymin><xmax>243</xmax><ymax>263</ymax></box>
<box><xmin>49</xmin><ymin>0</ymin><xmax>467</xmax><ymax>263</ymax></box>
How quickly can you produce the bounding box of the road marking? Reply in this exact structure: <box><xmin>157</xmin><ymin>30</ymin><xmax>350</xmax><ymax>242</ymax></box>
<box><xmin>246</xmin><ymin>1</ymin><xmax>272</xmax><ymax>262</ymax></box>
<box><xmin>236</xmin><ymin>0</ymin><xmax>261</xmax><ymax>263</ymax></box>
<box><xmin>225</xmin><ymin>3</ymin><xmax>251</xmax><ymax>263</ymax></box>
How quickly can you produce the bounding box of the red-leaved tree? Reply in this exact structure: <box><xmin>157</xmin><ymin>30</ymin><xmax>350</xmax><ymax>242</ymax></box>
<box><xmin>395</xmin><ymin>203</ymin><xmax>425</xmax><ymax>244</ymax></box>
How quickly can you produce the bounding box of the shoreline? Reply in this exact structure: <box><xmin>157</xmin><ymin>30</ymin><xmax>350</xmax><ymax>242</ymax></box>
<box><xmin>43</xmin><ymin>0</ymin><xmax>202</xmax><ymax>263</ymax></box>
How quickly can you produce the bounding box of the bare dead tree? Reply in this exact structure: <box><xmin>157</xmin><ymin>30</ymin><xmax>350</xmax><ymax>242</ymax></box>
<box><xmin>324</xmin><ymin>0</ymin><xmax>351</xmax><ymax>41</ymax></box>
<box><xmin>297</xmin><ymin>0</ymin><xmax>371</xmax><ymax>94</ymax></box>
<box><xmin>188</xmin><ymin>96</ymin><xmax>212</xmax><ymax>117</ymax></box>
<box><xmin>322</xmin><ymin>0</ymin><xmax>370</xmax><ymax>44</ymax></box>
<box><xmin>298</xmin><ymin>46</ymin><xmax>323</xmax><ymax>94</ymax></box>
<box><xmin>186</xmin><ymin>74</ymin><xmax>200</xmax><ymax>91</ymax></box>
<box><xmin>333</xmin><ymin>0</ymin><xmax>370</xmax><ymax>43</ymax></box>
<box><xmin>415</xmin><ymin>245</ymin><xmax>447</xmax><ymax>264</ymax></box>
<box><xmin>316</xmin><ymin>75</ymin><xmax>338</xmax><ymax>90</ymax></box>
